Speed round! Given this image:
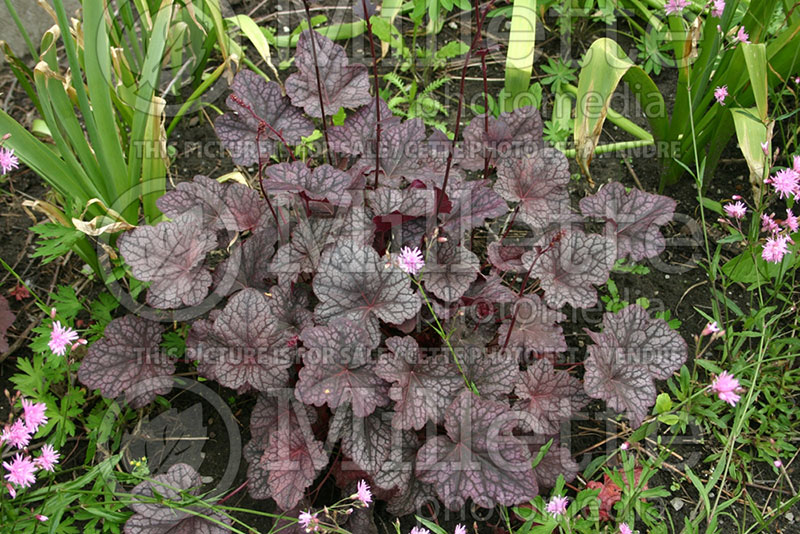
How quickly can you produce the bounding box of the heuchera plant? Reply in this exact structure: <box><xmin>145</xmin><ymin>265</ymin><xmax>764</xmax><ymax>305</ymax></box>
<box><xmin>79</xmin><ymin>28</ymin><xmax>686</xmax><ymax>523</ymax></box>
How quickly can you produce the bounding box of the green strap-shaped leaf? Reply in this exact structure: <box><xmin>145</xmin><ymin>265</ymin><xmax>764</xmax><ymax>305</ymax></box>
<box><xmin>504</xmin><ymin>0</ymin><xmax>538</xmax><ymax>109</ymax></box>
<box><xmin>573</xmin><ymin>38</ymin><xmax>667</xmax><ymax>178</ymax></box>
<box><xmin>742</xmin><ymin>43</ymin><xmax>769</xmax><ymax>122</ymax></box>
<box><xmin>731</xmin><ymin>107</ymin><xmax>770</xmax><ymax>190</ymax></box>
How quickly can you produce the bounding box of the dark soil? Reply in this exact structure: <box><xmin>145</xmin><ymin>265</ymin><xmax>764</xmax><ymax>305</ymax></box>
<box><xmin>1</xmin><ymin>2</ymin><xmax>797</xmax><ymax>533</ymax></box>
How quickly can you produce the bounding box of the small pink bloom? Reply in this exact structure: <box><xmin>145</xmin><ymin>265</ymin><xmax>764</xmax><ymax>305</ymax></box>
<box><xmin>36</xmin><ymin>515</ymin><xmax>48</xmax><ymax>522</ymax></box>
<box><xmin>735</xmin><ymin>26</ymin><xmax>750</xmax><ymax>43</ymax></box>
<box><xmin>774</xmin><ymin>459</ymin><xmax>783</xmax><ymax>468</ymax></box>
<box><xmin>3</xmin><ymin>453</ymin><xmax>37</xmax><ymax>488</ymax></box>
<box><xmin>620</xmin><ymin>442</ymin><xmax>630</xmax><ymax>450</ymax></box>
<box><xmin>2</xmin><ymin>420</ymin><xmax>32</xmax><ymax>450</ymax></box>
<box><xmin>723</xmin><ymin>201</ymin><xmax>746</xmax><ymax>219</ymax></box>
<box><xmin>620</xmin><ymin>523</ymin><xmax>633</xmax><ymax>534</ymax></box>
<box><xmin>34</xmin><ymin>444</ymin><xmax>60</xmax><ymax>472</ymax></box>
<box><xmin>761</xmin><ymin>213</ymin><xmax>780</xmax><ymax>234</ymax></box>
<box><xmin>0</xmin><ymin>147</ymin><xmax>19</xmax><ymax>174</ymax></box>
<box><xmin>454</xmin><ymin>526</ymin><xmax>467</xmax><ymax>534</ymax></box>
<box><xmin>21</xmin><ymin>399</ymin><xmax>48</xmax><ymax>433</ymax></box>
<box><xmin>5</xmin><ymin>483</ymin><xmax>16</xmax><ymax>498</ymax></box>
<box><xmin>794</xmin><ymin>155</ymin><xmax>800</xmax><ymax>173</ymax></box>
<box><xmin>762</xmin><ymin>234</ymin><xmax>790</xmax><ymax>263</ymax></box>
<box><xmin>710</xmin><ymin>371</ymin><xmax>741</xmax><ymax>406</ymax></box>
<box><xmin>410</xmin><ymin>528</ymin><xmax>431</xmax><ymax>534</ymax></box>
<box><xmin>714</xmin><ymin>85</ymin><xmax>728</xmax><ymax>105</ymax></box>
<box><xmin>761</xmin><ymin>141</ymin><xmax>770</xmax><ymax>155</ymax></box>
<box><xmin>711</xmin><ymin>0</ymin><xmax>725</xmax><ymax>17</ymax></box>
<box><xmin>298</xmin><ymin>510</ymin><xmax>319</xmax><ymax>531</ymax></box>
<box><xmin>783</xmin><ymin>210</ymin><xmax>799</xmax><ymax>233</ymax></box>
<box><xmin>770</xmin><ymin>169</ymin><xmax>800</xmax><ymax>199</ymax></box>
<box><xmin>665</xmin><ymin>0</ymin><xmax>690</xmax><ymax>15</ymax></box>
<box><xmin>731</xmin><ymin>194</ymin><xmax>742</xmax><ymax>200</ymax></box>
<box><xmin>546</xmin><ymin>495</ymin><xmax>569</xmax><ymax>517</ymax></box>
<box><xmin>397</xmin><ymin>246</ymin><xmax>425</xmax><ymax>275</ymax></box>
<box><xmin>702</xmin><ymin>321</ymin><xmax>721</xmax><ymax>336</ymax></box>
<box><xmin>356</xmin><ymin>479</ymin><xmax>372</xmax><ymax>507</ymax></box>
<box><xmin>48</xmin><ymin>321</ymin><xmax>80</xmax><ymax>356</ymax></box>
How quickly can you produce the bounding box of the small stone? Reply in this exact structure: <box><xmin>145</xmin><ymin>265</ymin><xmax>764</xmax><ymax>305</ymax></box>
<box><xmin>665</xmin><ymin>274</ymin><xmax>670</xmax><ymax>279</ymax></box>
<box><xmin>785</xmin><ymin>511</ymin><xmax>794</xmax><ymax>522</ymax></box>
<box><xmin>275</xmin><ymin>4</ymin><xmax>283</xmax><ymax>10</ymax></box>
<box><xmin>283</xmin><ymin>26</ymin><xmax>290</xmax><ymax>33</ymax></box>
<box><xmin>448</xmin><ymin>21</ymin><xmax>457</xmax><ymax>30</ymax></box>
<box><xmin>671</xmin><ymin>497</ymin><xmax>684</xmax><ymax>511</ymax></box>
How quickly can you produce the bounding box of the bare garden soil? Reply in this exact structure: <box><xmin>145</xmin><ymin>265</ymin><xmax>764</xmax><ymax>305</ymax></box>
<box><xmin>0</xmin><ymin>2</ymin><xmax>797</xmax><ymax>532</ymax></box>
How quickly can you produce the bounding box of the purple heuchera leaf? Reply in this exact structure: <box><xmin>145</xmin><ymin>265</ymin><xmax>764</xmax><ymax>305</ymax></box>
<box><xmin>376</xmin><ymin>336</ymin><xmax>463</xmax><ymax>430</ymax></box>
<box><xmin>285</xmin><ymin>30</ymin><xmax>372</xmax><ymax>118</ymax></box>
<box><xmin>329</xmin><ymin>98</ymin><xmax>400</xmax><ymax>156</ymax></box>
<box><xmin>313</xmin><ymin>241</ymin><xmax>420</xmax><ymax>347</ymax></box>
<box><xmin>188</xmin><ymin>288</ymin><xmax>294</xmax><ymax>392</ymax></box>
<box><xmin>422</xmin><ymin>240</ymin><xmax>480</xmax><ymax>302</ymax></box>
<box><xmin>416</xmin><ymin>391</ymin><xmax>538</xmax><ymax>509</ymax></box>
<box><xmin>213</xmin><ymin>222</ymin><xmax>278</xmax><ymax>295</ymax></box>
<box><xmin>440</xmin><ymin>181</ymin><xmax>508</xmax><ymax>236</ymax></box>
<box><xmin>498</xmin><ymin>295</ymin><xmax>567</xmax><ymax>355</ymax></box>
<box><xmin>263</xmin><ymin>161</ymin><xmax>352</xmax><ymax>206</ymax></box>
<box><xmin>487</xmin><ymin>241</ymin><xmax>527</xmax><ymax>272</ymax></box>
<box><xmin>119</xmin><ymin>212</ymin><xmax>216</xmax><ymax>309</ymax></box>
<box><xmin>494</xmin><ymin>148</ymin><xmax>571</xmax><ymax>230</ymax></box>
<box><xmin>461</xmin><ymin>347</ymin><xmax>518</xmax><ymax>400</ymax></box>
<box><xmin>360</xmin><ymin>119</ymin><xmax>437</xmax><ymax>187</ymax></box>
<box><xmin>526</xmin><ymin>230</ymin><xmax>615</xmax><ymax>309</ymax></box>
<box><xmin>531</xmin><ymin>444</ymin><xmax>579</xmax><ymax>488</ymax></box>
<box><xmin>263</xmin><ymin>425</ymin><xmax>328</xmax><ymax>510</ymax></box>
<box><xmin>0</xmin><ymin>296</ymin><xmax>15</xmax><ymax>353</ymax></box>
<box><xmin>125</xmin><ymin>463</ymin><xmax>231</xmax><ymax>534</ymax></box>
<box><xmin>296</xmin><ymin>319</ymin><xmax>389</xmax><ymax>417</ymax></box>
<box><xmin>514</xmin><ymin>359</ymin><xmax>588</xmax><ymax>434</ymax></box>
<box><xmin>584</xmin><ymin>304</ymin><xmax>688</xmax><ymax>428</ymax></box>
<box><xmin>579</xmin><ymin>181</ymin><xmax>676</xmax><ymax>261</ymax></box>
<box><xmin>78</xmin><ymin>315</ymin><xmax>172</xmax><ymax>409</ymax></box>
<box><xmin>157</xmin><ymin>175</ymin><xmax>267</xmax><ymax>233</ymax></box>
<box><xmin>458</xmin><ymin>106</ymin><xmax>544</xmax><ymax>171</ymax></box>
<box><xmin>215</xmin><ymin>70</ymin><xmax>314</xmax><ymax>166</ymax></box>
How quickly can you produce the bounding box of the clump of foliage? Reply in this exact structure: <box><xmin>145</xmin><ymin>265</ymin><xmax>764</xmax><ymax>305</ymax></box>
<box><xmin>78</xmin><ymin>28</ymin><xmax>684</xmax><ymax>527</ymax></box>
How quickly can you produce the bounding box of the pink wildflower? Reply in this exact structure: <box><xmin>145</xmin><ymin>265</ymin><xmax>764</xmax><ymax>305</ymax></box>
<box><xmin>783</xmin><ymin>210</ymin><xmax>799</xmax><ymax>233</ymax></box>
<box><xmin>711</xmin><ymin>0</ymin><xmax>725</xmax><ymax>17</ymax></box>
<box><xmin>761</xmin><ymin>213</ymin><xmax>780</xmax><ymax>234</ymax></box>
<box><xmin>714</xmin><ymin>85</ymin><xmax>728</xmax><ymax>105</ymax></box>
<box><xmin>665</xmin><ymin>0</ymin><xmax>690</xmax><ymax>15</ymax></box>
<box><xmin>710</xmin><ymin>371</ymin><xmax>741</xmax><ymax>406</ymax></box>
<box><xmin>0</xmin><ymin>147</ymin><xmax>19</xmax><ymax>174</ymax></box>
<box><xmin>546</xmin><ymin>495</ymin><xmax>569</xmax><ymax>517</ymax></box>
<box><xmin>410</xmin><ymin>528</ymin><xmax>431</xmax><ymax>534</ymax></box>
<box><xmin>769</xmin><ymin>169</ymin><xmax>800</xmax><ymax>199</ymax></box>
<box><xmin>620</xmin><ymin>442</ymin><xmax>630</xmax><ymax>450</ymax></box>
<box><xmin>793</xmin><ymin>155</ymin><xmax>800</xmax><ymax>173</ymax></box>
<box><xmin>702</xmin><ymin>321</ymin><xmax>721</xmax><ymax>336</ymax></box>
<box><xmin>1</xmin><ymin>420</ymin><xmax>32</xmax><ymax>450</ymax></box>
<box><xmin>21</xmin><ymin>399</ymin><xmax>48</xmax><ymax>433</ymax></box>
<box><xmin>454</xmin><ymin>525</ymin><xmax>467</xmax><ymax>534</ymax></box>
<box><xmin>762</xmin><ymin>234</ymin><xmax>790</xmax><ymax>263</ymax></box>
<box><xmin>774</xmin><ymin>459</ymin><xmax>783</xmax><ymax>468</ymax></box>
<box><xmin>36</xmin><ymin>515</ymin><xmax>48</xmax><ymax>522</ymax></box>
<box><xmin>356</xmin><ymin>479</ymin><xmax>372</xmax><ymax>507</ymax></box>
<box><xmin>761</xmin><ymin>141</ymin><xmax>770</xmax><ymax>156</ymax></box>
<box><xmin>620</xmin><ymin>523</ymin><xmax>633</xmax><ymax>534</ymax></box>
<box><xmin>298</xmin><ymin>510</ymin><xmax>319</xmax><ymax>531</ymax></box>
<box><xmin>34</xmin><ymin>444</ymin><xmax>59</xmax><ymax>472</ymax></box>
<box><xmin>5</xmin><ymin>483</ymin><xmax>15</xmax><ymax>498</ymax></box>
<box><xmin>397</xmin><ymin>246</ymin><xmax>425</xmax><ymax>275</ymax></box>
<box><xmin>48</xmin><ymin>321</ymin><xmax>79</xmax><ymax>356</ymax></box>
<box><xmin>723</xmin><ymin>201</ymin><xmax>746</xmax><ymax>219</ymax></box>
<box><xmin>3</xmin><ymin>454</ymin><xmax>37</xmax><ymax>488</ymax></box>
<box><xmin>735</xmin><ymin>26</ymin><xmax>750</xmax><ymax>43</ymax></box>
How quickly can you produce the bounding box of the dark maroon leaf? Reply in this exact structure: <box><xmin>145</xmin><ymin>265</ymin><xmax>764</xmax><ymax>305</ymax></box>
<box><xmin>461</xmin><ymin>346</ymin><xmax>518</xmax><ymax>400</ymax></box>
<box><xmin>285</xmin><ymin>30</ymin><xmax>372</xmax><ymax>118</ymax></box>
<box><xmin>78</xmin><ymin>315</ymin><xmax>172</xmax><ymax>409</ymax></box>
<box><xmin>386</xmin><ymin>477</ymin><xmax>437</xmax><ymax>516</ymax></box>
<box><xmin>526</xmin><ymin>230</ymin><xmax>615</xmax><ymax>309</ymax></box>
<box><xmin>579</xmin><ymin>182</ymin><xmax>676</xmax><ymax>261</ymax></box>
<box><xmin>498</xmin><ymin>295</ymin><xmax>567</xmax><ymax>355</ymax></box>
<box><xmin>360</xmin><ymin>119</ymin><xmax>437</xmax><ymax>187</ymax></box>
<box><xmin>514</xmin><ymin>359</ymin><xmax>588</xmax><ymax>434</ymax></box>
<box><xmin>189</xmin><ymin>288</ymin><xmax>294</xmax><ymax>392</ymax></box>
<box><xmin>440</xmin><ymin>181</ymin><xmax>508</xmax><ymax>236</ymax></box>
<box><xmin>215</xmin><ymin>70</ymin><xmax>314</xmax><ymax>166</ymax></box>
<box><xmin>494</xmin><ymin>148</ymin><xmax>571</xmax><ymax>230</ymax></box>
<box><xmin>125</xmin><ymin>463</ymin><xmax>231</xmax><ymax>534</ymax></box>
<box><xmin>487</xmin><ymin>241</ymin><xmax>527</xmax><ymax>272</ymax></box>
<box><xmin>313</xmin><ymin>241</ymin><xmax>420</xmax><ymax>347</ymax></box>
<box><xmin>422</xmin><ymin>240</ymin><xmax>480</xmax><ymax>302</ymax></box>
<box><xmin>263</xmin><ymin>425</ymin><xmax>328</xmax><ymax>510</ymax></box>
<box><xmin>531</xmin><ymin>444</ymin><xmax>579</xmax><ymax>488</ymax></box>
<box><xmin>584</xmin><ymin>305</ymin><xmax>687</xmax><ymax>427</ymax></box>
<box><xmin>267</xmin><ymin>283</ymin><xmax>314</xmax><ymax>340</ymax></box>
<box><xmin>417</xmin><ymin>130</ymin><xmax>466</xmax><ymax>190</ymax></box>
<box><xmin>297</xmin><ymin>319</ymin><xmax>389</xmax><ymax>416</ymax></box>
<box><xmin>458</xmin><ymin>106</ymin><xmax>544</xmax><ymax>171</ymax></box>
<box><xmin>119</xmin><ymin>212</ymin><xmax>216</xmax><ymax>309</ymax></box>
<box><xmin>416</xmin><ymin>391</ymin><xmax>538</xmax><ymax>510</ymax></box>
<box><xmin>263</xmin><ymin>162</ymin><xmax>352</xmax><ymax>206</ymax></box>
<box><xmin>0</xmin><ymin>296</ymin><xmax>15</xmax><ymax>353</ymax></box>
<box><xmin>329</xmin><ymin>98</ymin><xmax>400</xmax><ymax>156</ymax></box>
<box><xmin>376</xmin><ymin>336</ymin><xmax>463</xmax><ymax>430</ymax></box>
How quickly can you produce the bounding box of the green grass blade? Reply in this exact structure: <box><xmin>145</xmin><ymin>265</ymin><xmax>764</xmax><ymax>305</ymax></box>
<box><xmin>741</xmin><ymin>43</ymin><xmax>768</xmax><ymax>122</ymax></box>
<box><xmin>503</xmin><ymin>0</ymin><xmax>537</xmax><ymax>111</ymax></box>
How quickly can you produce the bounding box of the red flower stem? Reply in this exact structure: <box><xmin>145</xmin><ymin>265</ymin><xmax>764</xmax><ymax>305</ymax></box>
<box><xmin>360</xmin><ymin>0</ymin><xmax>382</xmax><ymax>190</ymax></box>
<box><xmin>301</xmin><ymin>1</ymin><xmax>333</xmax><ymax>166</ymax></box>
<box><xmin>229</xmin><ymin>94</ymin><xmax>296</xmax><ymax>162</ymax></box>
<box><xmin>478</xmin><ymin>49</ymin><xmax>491</xmax><ymax>181</ymax></box>
<box><xmin>218</xmin><ymin>480</ymin><xmax>248</xmax><ymax>504</ymax></box>
<box><xmin>434</xmin><ymin>0</ymin><xmax>495</xmax><ymax>225</ymax></box>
